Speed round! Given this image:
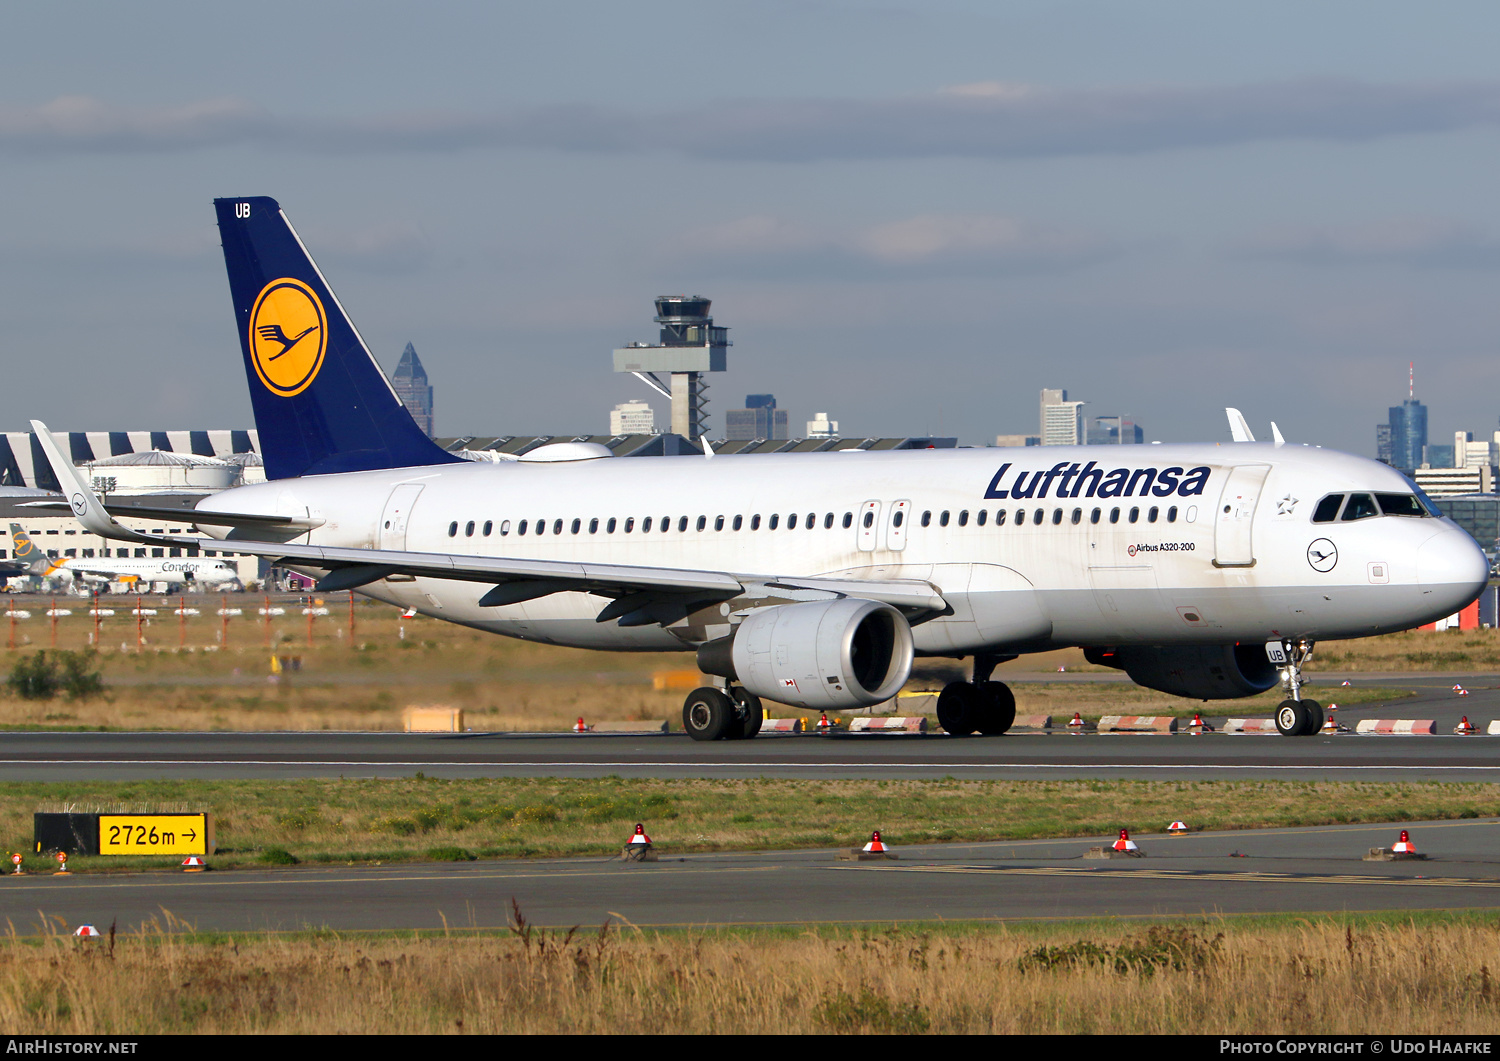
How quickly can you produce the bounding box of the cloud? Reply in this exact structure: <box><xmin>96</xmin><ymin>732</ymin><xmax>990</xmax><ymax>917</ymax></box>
<box><xmin>1236</xmin><ymin>218</ymin><xmax>1500</xmax><ymax>269</ymax></box>
<box><xmin>665</xmin><ymin>212</ymin><xmax>1114</xmax><ymax>277</ymax></box>
<box><xmin>5</xmin><ymin>79</ymin><xmax>1500</xmax><ymax>161</ymax></box>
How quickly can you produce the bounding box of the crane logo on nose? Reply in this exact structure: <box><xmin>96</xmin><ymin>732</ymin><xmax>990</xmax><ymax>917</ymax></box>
<box><xmin>248</xmin><ymin>278</ymin><xmax>327</xmax><ymax>397</ymax></box>
<box><xmin>1307</xmin><ymin>538</ymin><xmax>1338</xmax><ymax>573</ymax></box>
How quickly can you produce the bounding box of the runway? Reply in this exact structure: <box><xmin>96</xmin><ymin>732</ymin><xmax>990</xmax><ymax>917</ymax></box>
<box><xmin>7</xmin><ymin>818</ymin><xmax>1500</xmax><ymax>934</ymax></box>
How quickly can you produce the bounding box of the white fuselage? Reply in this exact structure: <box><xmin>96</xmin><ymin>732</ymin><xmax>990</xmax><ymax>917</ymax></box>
<box><xmin>194</xmin><ymin>442</ymin><xmax>1488</xmax><ymax>654</ymax></box>
<box><xmin>39</xmin><ymin>555</ymin><xmax>240</xmax><ymax>587</ymax></box>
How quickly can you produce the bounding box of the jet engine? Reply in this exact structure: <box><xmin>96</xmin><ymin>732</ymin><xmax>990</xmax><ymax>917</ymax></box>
<box><xmin>697</xmin><ymin>598</ymin><xmax>914</xmax><ymax>710</ymax></box>
<box><xmin>1084</xmin><ymin>644</ymin><xmax>1280</xmax><ymax>700</ymax></box>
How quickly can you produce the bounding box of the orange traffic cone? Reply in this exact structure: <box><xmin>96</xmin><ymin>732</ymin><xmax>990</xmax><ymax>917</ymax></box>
<box><xmin>622</xmin><ymin>822</ymin><xmax>657</xmax><ymax>862</ymax></box>
<box><xmin>817</xmin><ymin>712</ymin><xmax>832</xmax><ymax>731</ymax></box>
<box><xmin>862</xmin><ymin>830</ymin><xmax>888</xmax><ymax>853</ymax></box>
<box><xmin>1456</xmin><ymin>716</ymin><xmax>1477</xmax><ymax>735</ymax></box>
<box><xmin>572</xmin><ymin>717</ymin><xmax>589</xmax><ymax>733</ymax></box>
<box><xmin>1189</xmin><ymin>713</ymin><xmax>1214</xmax><ymax>733</ymax></box>
<box><xmin>1067</xmin><ymin>712</ymin><xmax>1086</xmax><ymax>729</ymax></box>
<box><xmin>1392</xmin><ymin>829</ymin><xmax>1416</xmax><ymax>854</ymax></box>
<box><xmin>181</xmin><ymin>857</ymin><xmax>207</xmax><ymax>873</ymax></box>
<box><xmin>1112</xmin><ymin>828</ymin><xmax>1139</xmax><ymax>853</ymax></box>
<box><xmin>73</xmin><ymin>925</ymin><xmax>101</xmax><ymax>939</ymax></box>
<box><xmin>627</xmin><ymin>823</ymin><xmax>652</xmax><ymax>846</ymax></box>
<box><xmin>1167</xmin><ymin>821</ymin><xmax>1189</xmax><ymax>834</ymax></box>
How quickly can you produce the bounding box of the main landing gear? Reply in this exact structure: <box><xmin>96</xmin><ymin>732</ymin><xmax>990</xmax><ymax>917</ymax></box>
<box><xmin>935</xmin><ymin>653</ymin><xmax>1017</xmax><ymax>736</ymax></box>
<box><xmin>682</xmin><ymin>685</ymin><xmax>763</xmax><ymax>742</ymax></box>
<box><xmin>1273</xmin><ymin>638</ymin><xmax>1324</xmax><ymax>737</ymax></box>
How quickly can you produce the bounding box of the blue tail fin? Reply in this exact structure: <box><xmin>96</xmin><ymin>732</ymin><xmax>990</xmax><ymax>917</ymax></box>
<box><xmin>214</xmin><ymin>196</ymin><xmax>461</xmax><ymax>480</ymax></box>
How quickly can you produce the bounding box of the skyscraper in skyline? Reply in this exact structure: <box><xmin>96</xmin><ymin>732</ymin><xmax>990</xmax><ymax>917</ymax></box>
<box><xmin>1382</xmin><ymin>363</ymin><xmax>1426</xmax><ymax>472</ymax></box>
<box><xmin>392</xmin><ymin>342</ymin><xmax>435</xmax><ymax>437</ymax></box>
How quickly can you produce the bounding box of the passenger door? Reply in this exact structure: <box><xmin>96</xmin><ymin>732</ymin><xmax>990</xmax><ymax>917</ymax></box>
<box><xmin>856</xmin><ymin>500</ymin><xmax>881</xmax><ymax>552</ymax></box>
<box><xmin>1214</xmin><ymin>464</ymin><xmax>1271</xmax><ymax>567</ymax></box>
<box><xmin>885</xmin><ymin>499</ymin><xmax>911</xmax><ymax>552</ymax></box>
<box><xmin>379</xmin><ymin>484</ymin><xmax>426</xmax><ymax>551</ymax></box>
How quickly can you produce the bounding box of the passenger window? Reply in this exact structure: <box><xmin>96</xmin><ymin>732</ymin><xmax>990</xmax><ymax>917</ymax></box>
<box><xmin>715</xmin><ymin>516</ymin><xmax>725</xmax><ymax>531</ymax></box>
<box><xmin>1015</xmin><ymin>509</ymin><xmax>1026</xmax><ymax>526</ymax></box>
<box><xmin>995</xmin><ymin>509</ymin><xmax>1006</xmax><ymax>526</ymax></box>
<box><xmin>842</xmin><ymin>513</ymin><xmax>853</xmax><ymax>529</ymax></box>
<box><xmin>824</xmin><ymin>513</ymin><xmax>834</xmax><ymax>529</ymax></box>
<box><xmin>1090</xmin><ymin>507</ymin><xmax>1101</xmax><ymax>524</ymax></box>
<box><xmin>958</xmin><ymin>510</ymin><xmax>969</xmax><ymax>526</ymax></box>
<box><xmin>1312</xmin><ymin>494</ymin><xmax>1344</xmax><ymax>523</ymax></box>
<box><xmin>976</xmin><ymin>510</ymin><xmax>987</xmax><ymax>526</ymax></box>
<box><xmin>751</xmin><ymin>515</ymin><xmax>761</xmax><ymax>530</ymax></box>
<box><xmin>607</xmin><ymin>518</ymin><xmax>617</xmax><ymax>533</ymax></box>
<box><xmin>587</xmin><ymin>519</ymin><xmax>597</xmax><ymax>534</ymax></box>
<box><xmin>862</xmin><ymin>512</ymin><xmax>873</xmax><ymax>528</ymax></box>
<box><xmin>1129</xmin><ymin>507</ymin><xmax>1140</xmax><ymax>524</ymax></box>
<box><xmin>535</xmin><ymin>519</ymin><xmax>546</xmax><ymax>535</ymax></box>
<box><xmin>806</xmin><ymin>512</ymin><xmax>815</xmax><ymax>529</ymax></box>
<box><xmin>624</xmin><ymin>518</ymin><xmax>635</xmax><ymax>533</ymax></box>
<box><xmin>501</xmin><ymin>520</ymin><xmax>511</xmax><ymax>536</ymax></box>
<box><xmin>553</xmin><ymin>519</ymin><xmax>563</xmax><ymax>535</ymax></box>
<box><xmin>465</xmin><ymin>521</ymin><xmax>475</xmax><ymax>537</ymax></box>
<box><xmin>1051</xmin><ymin>509</ymin><xmax>1063</xmax><ymax>525</ymax></box>
<box><xmin>678</xmin><ymin>516</ymin><xmax>688</xmax><ymax>532</ymax></box>
<box><xmin>697</xmin><ymin>516</ymin><xmax>707</xmax><ymax>531</ymax></box>
<box><xmin>1071</xmin><ymin>508</ymin><xmax>1082</xmax><ymax>525</ymax></box>
<box><xmin>660</xmin><ymin>517</ymin><xmax>670</xmax><ymax>533</ymax></box>
<box><xmin>770</xmin><ymin>514</ymin><xmax>780</xmax><ymax>530</ymax></box>
<box><xmin>1110</xmin><ymin>508</ymin><xmax>1120</xmax><ymax>524</ymax></box>
<box><xmin>1033</xmin><ymin>509</ymin><xmax>1044</xmax><ymax>524</ymax></box>
<box><xmin>940</xmin><ymin>511</ymin><xmax>950</xmax><ymax>527</ymax></box>
<box><xmin>448</xmin><ymin>522</ymin><xmax>458</xmax><ymax>537</ymax></box>
<box><xmin>1341</xmin><ymin>494</ymin><xmax>1378</xmax><ymax>521</ymax></box>
<box><xmin>893</xmin><ymin>511</ymin><xmax>905</xmax><ymax>527</ymax></box>
<box><xmin>733</xmin><ymin>515</ymin><xmax>743</xmax><ymax>531</ymax></box>
<box><xmin>643</xmin><ymin>517</ymin><xmax>654</xmax><ymax>532</ymax></box>
<box><xmin>518</xmin><ymin>520</ymin><xmax>528</xmax><ymax>536</ymax></box>
<box><xmin>921</xmin><ymin>511</ymin><xmax>932</xmax><ymax>527</ymax></box>
<box><xmin>483</xmin><ymin>520</ymin><xmax>493</xmax><ymax>536</ymax></box>
<box><xmin>1148</xmin><ymin>507</ymin><xmax>1158</xmax><ymax>523</ymax></box>
<box><xmin>788</xmin><ymin>513</ymin><xmax>799</xmax><ymax>530</ymax></box>
<box><xmin>1167</xmin><ymin>507</ymin><xmax>1177</xmax><ymax>523</ymax></box>
<box><xmin>571</xmin><ymin>519</ymin><xmax>581</xmax><ymax>534</ymax></box>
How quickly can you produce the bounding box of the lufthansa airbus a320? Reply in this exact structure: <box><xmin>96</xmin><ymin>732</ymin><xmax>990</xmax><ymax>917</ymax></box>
<box><xmin>29</xmin><ymin>196</ymin><xmax>1487</xmax><ymax>740</ymax></box>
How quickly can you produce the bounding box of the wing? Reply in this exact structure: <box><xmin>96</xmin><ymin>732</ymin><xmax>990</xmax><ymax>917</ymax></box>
<box><xmin>28</xmin><ymin>420</ymin><xmax>947</xmax><ymax>625</ymax></box>
<box><xmin>19</xmin><ymin>500</ymin><xmax>322</xmax><ymax>534</ymax></box>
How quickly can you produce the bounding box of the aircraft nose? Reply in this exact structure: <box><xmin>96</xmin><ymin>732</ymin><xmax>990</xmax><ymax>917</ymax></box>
<box><xmin>1417</xmin><ymin>526</ymin><xmax>1489</xmax><ymax>611</ymax></box>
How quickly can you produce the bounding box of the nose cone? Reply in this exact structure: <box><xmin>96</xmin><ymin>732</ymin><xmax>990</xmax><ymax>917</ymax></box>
<box><xmin>1417</xmin><ymin>526</ymin><xmax>1489</xmax><ymax>613</ymax></box>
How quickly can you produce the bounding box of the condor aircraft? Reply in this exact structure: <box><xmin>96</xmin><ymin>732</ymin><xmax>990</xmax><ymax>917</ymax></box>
<box><xmin>30</xmin><ymin>197</ymin><xmax>1488</xmax><ymax>739</ymax></box>
<box><xmin>8</xmin><ymin>524</ymin><xmax>239</xmax><ymax>589</ymax></box>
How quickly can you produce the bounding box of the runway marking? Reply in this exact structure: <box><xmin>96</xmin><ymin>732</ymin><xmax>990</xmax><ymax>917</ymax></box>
<box><xmin>0</xmin><ymin>864</ymin><xmax>781</xmax><ymax>894</ymax></box>
<box><xmin>877</xmin><ymin>865</ymin><xmax>1500</xmax><ymax>889</ymax></box>
<box><xmin>3</xmin><ymin>760</ymin><xmax>1500</xmax><ymax>772</ymax></box>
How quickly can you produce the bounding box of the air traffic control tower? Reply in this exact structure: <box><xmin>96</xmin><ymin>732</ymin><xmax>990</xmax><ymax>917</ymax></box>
<box><xmin>613</xmin><ymin>296</ymin><xmax>729</xmax><ymax>441</ymax></box>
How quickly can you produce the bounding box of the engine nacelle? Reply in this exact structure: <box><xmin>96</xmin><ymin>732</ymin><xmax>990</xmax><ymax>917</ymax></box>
<box><xmin>698</xmin><ymin>598</ymin><xmax>914</xmax><ymax>710</ymax></box>
<box><xmin>1084</xmin><ymin>644</ymin><xmax>1279</xmax><ymax>700</ymax></box>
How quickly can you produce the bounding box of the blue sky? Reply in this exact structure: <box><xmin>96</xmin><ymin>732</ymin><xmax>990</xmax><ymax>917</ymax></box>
<box><xmin>3</xmin><ymin>1</ymin><xmax>1500</xmax><ymax>452</ymax></box>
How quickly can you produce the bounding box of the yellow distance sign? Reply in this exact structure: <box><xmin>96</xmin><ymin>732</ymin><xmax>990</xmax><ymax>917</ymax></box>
<box><xmin>99</xmin><ymin>814</ymin><xmax>213</xmax><ymax>856</ymax></box>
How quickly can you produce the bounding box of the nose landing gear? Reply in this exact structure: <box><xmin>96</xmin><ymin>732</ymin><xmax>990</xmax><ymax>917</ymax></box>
<box><xmin>1272</xmin><ymin>639</ymin><xmax>1323</xmax><ymax>736</ymax></box>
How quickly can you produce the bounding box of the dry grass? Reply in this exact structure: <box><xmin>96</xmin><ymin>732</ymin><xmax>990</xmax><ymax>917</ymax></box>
<box><xmin>5</xmin><ymin>912</ymin><xmax>1500</xmax><ymax>1033</ymax></box>
<box><xmin>0</xmin><ymin>595</ymin><xmax>1419</xmax><ymax>731</ymax></box>
<box><xmin>9</xmin><ymin>777</ymin><xmax>1498</xmax><ymax>871</ymax></box>
<box><xmin>1314</xmin><ymin>629</ymin><xmax>1500</xmax><ymax>672</ymax></box>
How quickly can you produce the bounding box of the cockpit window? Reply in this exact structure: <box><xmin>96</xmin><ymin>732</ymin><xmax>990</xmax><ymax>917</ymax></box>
<box><xmin>1312</xmin><ymin>494</ymin><xmax>1344</xmax><ymax>523</ymax></box>
<box><xmin>1341</xmin><ymin>493</ymin><xmax>1379</xmax><ymax>521</ymax></box>
<box><xmin>1374</xmin><ymin>493</ymin><xmax>1428</xmax><ymax>518</ymax></box>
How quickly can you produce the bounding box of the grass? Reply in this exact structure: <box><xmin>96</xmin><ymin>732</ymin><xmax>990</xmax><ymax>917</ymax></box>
<box><xmin>0</xmin><ymin>593</ymin><xmax>1434</xmax><ymax>731</ymax></box>
<box><xmin>8</xmin><ymin>777</ymin><xmax>1500</xmax><ymax>872</ymax></box>
<box><xmin>6</xmin><ymin>910</ymin><xmax>1500</xmax><ymax>1033</ymax></box>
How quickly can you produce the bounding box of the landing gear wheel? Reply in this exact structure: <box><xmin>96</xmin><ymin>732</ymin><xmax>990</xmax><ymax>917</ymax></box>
<box><xmin>730</xmin><ymin>688</ymin><xmax>763</xmax><ymax>740</ymax></box>
<box><xmin>1275</xmin><ymin>699</ymin><xmax>1310</xmax><ymax>738</ymax></box>
<box><xmin>936</xmin><ymin>682</ymin><xmax>980</xmax><ymax>735</ymax></box>
<box><xmin>683</xmin><ymin>687</ymin><xmax>734</xmax><ymax>742</ymax></box>
<box><xmin>973</xmin><ymin>681</ymin><xmax>1017</xmax><ymax>735</ymax></box>
<box><xmin>1302</xmin><ymin>700</ymin><xmax>1324</xmax><ymax>736</ymax></box>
